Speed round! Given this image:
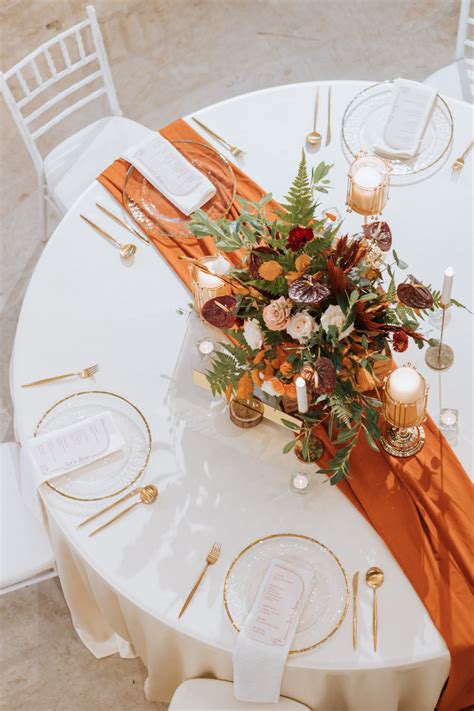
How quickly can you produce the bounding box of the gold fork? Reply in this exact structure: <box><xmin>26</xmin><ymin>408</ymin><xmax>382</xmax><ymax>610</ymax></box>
<box><xmin>452</xmin><ymin>140</ymin><xmax>473</xmax><ymax>171</ymax></box>
<box><xmin>178</xmin><ymin>542</ymin><xmax>221</xmax><ymax>618</ymax></box>
<box><xmin>192</xmin><ymin>117</ymin><xmax>245</xmax><ymax>157</ymax></box>
<box><xmin>22</xmin><ymin>364</ymin><xmax>99</xmax><ymax>388</ymax></box>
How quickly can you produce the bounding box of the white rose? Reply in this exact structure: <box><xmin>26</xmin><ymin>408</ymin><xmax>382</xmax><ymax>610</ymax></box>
<box><xmin>320</xmin><ymin>304</ymin><xmax>354</xmax><ymax>341</ymax></box>
<box><xmin>243</xmin><ymin>318</ymin><xmax>263</xmax><ymax>350</ymax></box>
<box><xmin>286</xmin><ymin>310</ymin><xmax>317</xmax><ymax>343</ymax></box>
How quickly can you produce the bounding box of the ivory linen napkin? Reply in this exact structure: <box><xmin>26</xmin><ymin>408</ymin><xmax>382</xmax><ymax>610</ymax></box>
<box><xmin>372</xmin><ymin>78</ymin><xmax>437</xmax><ymax>159</ymax></box>
<box><xmin>122</xmin><ymin>133</ymin><xmax>215</xmax><ymax>215</ymax></box>
<box><xmin>233</xmin><ymin>559</ymin><xmax>313</xmax><ymax>703</ymax></box>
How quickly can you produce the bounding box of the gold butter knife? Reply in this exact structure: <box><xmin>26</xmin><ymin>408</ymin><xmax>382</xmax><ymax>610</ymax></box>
<box><xmin>325</xmin><ymin>86</ymin><xmax>332</xmax><ymax>146</ymax></box>
<box><xmin>95</xmin><ymin>202</ymin><xmax>150</xmax><ymax>245</ymax></box>
<box><xmin>352</xmin><ymin>570</ymin><xmax>359</xmax><ymax>650</ymax></box>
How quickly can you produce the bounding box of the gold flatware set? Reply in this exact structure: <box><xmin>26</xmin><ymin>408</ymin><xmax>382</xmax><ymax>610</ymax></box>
<box><xmin>80</xmin><ymin>214</ymin><xmax>137</xmax><ymax>260</ymax></box>
<box><xmin>22</xmin><ymin>363</ymin><xmax>99</xmax><ymax>388</ymax></box>
<box><xmin>452</xmin><ymin>139</ymin><xmax>473</xmax><ymax>172</ymax></box>
<box><xmin>352</xmin><ymin>566</ymin><xmax>385</xmax><ymax>652</ymax></box>
<box><xmin>192</xmin><ymin>117</ymin><xmax>245</xmax><ymax>158</ymax></box>
<box><xmin>306</xmin><ymin>86</ymin><xmax>332</xmax><ymax>148</ymax></box>
<box><xmin>78</xmin><ymin>484</ymin><xmax>159</xmax><ymax>536</ymax></box>
<box><xmin>178</xmin><ymin>542</ymin><xmax>222</xmax><ymax>618</ymax></box>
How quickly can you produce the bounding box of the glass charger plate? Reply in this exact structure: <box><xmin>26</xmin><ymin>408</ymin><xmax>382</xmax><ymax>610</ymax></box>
<box><xmin>34</xmin><ymin>390</ymin><xmax>152</xmax><ymax>501</ymax></box>
<box><xmin>223</xmin><ymin>533</ymin><xmax>349</xmax><ymax>654</ymax></box>
<box><xmin>122</xmin><ymin>140</ymin><xmax>236</xmax><ymax>239</ymax></box>
<box><xmin>342</xmin><ymin>81</ymin><xmax>453</xmax><ymax>177</ymax></box>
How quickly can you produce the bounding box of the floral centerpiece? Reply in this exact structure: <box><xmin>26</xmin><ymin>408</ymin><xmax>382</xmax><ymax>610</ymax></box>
<box><xmin>187</xmin><ymin>154</ymin><xmax>459</xmax><ymax>483</ymax></box>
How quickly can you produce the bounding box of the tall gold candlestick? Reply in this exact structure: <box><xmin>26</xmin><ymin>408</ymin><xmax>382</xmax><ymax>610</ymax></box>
<box><xmin>425</xmin><ymin>304</ymin><xmax>454</xmax><ymax>370</ymax></box>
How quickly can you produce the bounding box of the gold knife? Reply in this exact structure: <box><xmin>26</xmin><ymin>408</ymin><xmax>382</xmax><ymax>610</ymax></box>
<box><xmin>325</xmin><ymin>86</ymin><xmax>332</xmax><ymax>146</ymax></box>
<box><xmin>352</xmin><ymin>571</ymin><xmax>359</xmax><ymax>650</ymax></box>
<box><xmin>95</xmin><ymin>202</ymin><xmax>150</xmax><ymax>245</ymax></box>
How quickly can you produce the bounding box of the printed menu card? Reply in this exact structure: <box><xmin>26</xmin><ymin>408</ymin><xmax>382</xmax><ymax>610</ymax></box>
<box><xmin>28</xmin><ymin>411</ymin><xmax>124</xmax><ymax>483</ymax></box>
<box><xmin>233</xmin><ymin>558</ymin><xmax>313</xmax><ymax>702</ymax></box>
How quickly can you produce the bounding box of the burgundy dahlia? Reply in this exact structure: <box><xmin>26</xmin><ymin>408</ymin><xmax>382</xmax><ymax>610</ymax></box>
<box><xmin>287</xmin><ymin>226</ymin><xmax>313</xmax><ymax>252</ymax></box>
<box><xmin>393</xmin><ymin>330</ymin><xmax>409</xmax><ymax>353</ymax></box>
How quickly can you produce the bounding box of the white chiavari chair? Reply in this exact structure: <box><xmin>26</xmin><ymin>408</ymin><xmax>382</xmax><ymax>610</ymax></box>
<box><xmin>424</xmin><ymin>0</ymin><xmax>474</xmax><ymax>103</ymax></box>
<box><xmin>0</xmin><ymin>5</ymin><xmax>150</xmax><ymax>239</ymax></box>
<box><xmin>169</xmin><ymin>679</ymin><xmax>310</xmax><ymax>711</ymax></box>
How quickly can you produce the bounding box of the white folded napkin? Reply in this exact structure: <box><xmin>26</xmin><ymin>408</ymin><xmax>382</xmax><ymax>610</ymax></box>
<box><xmin>27</xmin><ymin>411</ymin><xmax>125</xmax><ymax>485</ymax></box>
<box><xmin>372</xmin><ymin>78</ymin><xmax>437</xmax><ymax>159</ymax></box>
<box><xmin>122</xmin><ymin>133</ymin><xmax>216</xmax><ymax>216</ymax></box>
<box><xmin>233</xmin><ymin>558</ymin><xmax>314</xmax><ymax>703</ymax></box>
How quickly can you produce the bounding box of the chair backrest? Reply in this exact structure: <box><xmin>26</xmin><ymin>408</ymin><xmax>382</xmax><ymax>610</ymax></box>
<box><xmin>454</xmin><ymin>0</ymin><xmax>474</xmax><ymax>60</ymax></box>
<box><xmin>0</xmin><ymin>5</ymin><xmax>121</xmax><ymax>176</ymax></box>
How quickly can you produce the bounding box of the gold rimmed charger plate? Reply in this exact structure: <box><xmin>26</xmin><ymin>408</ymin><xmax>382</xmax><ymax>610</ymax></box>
<box><xmin>341</xmin><ymin>80</ymin><xmax>454</xmax><ymax>177</ymax></box>
<box><xmin>34</xmin><ymin>390</ymin><xmax>152</xmax><ymax>502</ymax></box>
<box><xmin>223</xmin><ymin>533</ymin><xmax>349</xmax><ymax>654</ymax></box>
<box><xmin>122</xmin><ymin>139</ymin><xmax>236</xmax><ymax>240</ymax></box>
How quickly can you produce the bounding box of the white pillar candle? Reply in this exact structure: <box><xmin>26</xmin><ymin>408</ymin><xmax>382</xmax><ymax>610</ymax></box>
<box><xmin>198</xmin><ymin>269</ymin><xmax>225</xmax><ymax>289</ymax></box>
<box><xmin>441</xmin><ymin>266</ymin><xmax>454</xmax><ymax>306</ymax></box>
<box><xmin>387</xmin><ymin>367</ymin><xmax>425</xmax><ymax>403</ymax></box>
<box><xmin>353</xmin><ymin>166</ymin><xmax>382</xmax><ymax>189</ymax></box>
<box><xmin>295</xmin><ymin>376</ymin><xmax>308</xmax><ymax>414</ymax></box>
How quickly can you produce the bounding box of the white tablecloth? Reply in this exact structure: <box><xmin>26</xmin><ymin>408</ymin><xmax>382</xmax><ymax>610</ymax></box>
<box><xmin>10</xmin><ymin>81</ymin><xmax>473</xmax><ymax>710</ymax></box>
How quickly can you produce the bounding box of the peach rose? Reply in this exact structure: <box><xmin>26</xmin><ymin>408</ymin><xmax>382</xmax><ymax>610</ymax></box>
<box><xmin>286</xmin><ymin>310</ymin><xmax>317</xmax><ymax>343</ymax></box>
<box><xmin>262</xmin><ymin>296</ymin><xmax>292</xmax><ymax>331</ymax></box>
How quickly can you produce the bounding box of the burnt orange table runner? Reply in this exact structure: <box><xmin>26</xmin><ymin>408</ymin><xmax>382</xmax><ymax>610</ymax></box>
<box><xmin>98</xmin><ymin>118</ymin><xmax>473</xmax><ymax>711</ymax></box>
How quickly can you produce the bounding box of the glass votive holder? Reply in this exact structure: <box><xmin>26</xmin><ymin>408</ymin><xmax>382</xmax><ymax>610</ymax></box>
<box><xmin>190</xmin><ymin>255</ymin><xmax>232</xmax><ymax>316</ymax></box>
<box><xmin>380</xmin><ymin>365</ymin><xmax>428</xmax><ymax>457</ymax></box>
<box><xmin>196</xmin><ymin>337</ymin><xmax>215</xmax><ymax>359</ymax></box>
<box><xmin>290</xmin><ymin>471</ymin><xmax>312</xmax><ymax>495</ymax></box>
<box><xmin>346</xmin><ymin>153</ymin><xmax>391</xmax><ymax>218</ymax></box>
<box><xmin>439</xmin><ymin>408</ymin><xmax>458</xmax><ymax>433</ymax></box>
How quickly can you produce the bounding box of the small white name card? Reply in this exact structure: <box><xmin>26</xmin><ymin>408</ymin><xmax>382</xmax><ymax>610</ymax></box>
<box><xmin>125</xmin><ymin>134</ymin><xmax>216</xmax><ymax>215</ymax></box>
<box><xmin>28</xmin><ymin>411</ymin><xmax>125</xmax><ymax>483</ymax></box>
<box><xmin>246</xmin><ymin>559</ymin><xmax>313</xmax><ymax>647</ymax></box>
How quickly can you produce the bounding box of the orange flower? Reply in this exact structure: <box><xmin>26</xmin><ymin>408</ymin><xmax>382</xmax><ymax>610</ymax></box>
<box><xmin>258</xmin><ymin>260</ymin><xmax>283</xmax><ymax>280</ymax></box>
<box><xmin>325</xmin><ymin>211</ymin><xmax>337</xmax><ymax>222</ymax></box>
<box><xmin>236</xmin><ymin>372</ymin><xmax>253</xmax><ymax>400</ymax></box>
<box><xmin>225</xmin><ymin>383</ymin><xmax>234</xmax><ymax>401</ymax></box>
<box><xmin>269</xmin><ymin>378</ymin><xmax>285</xmax><ymax>396</ymax></box>
<box><xmin>295</xmin><ymin>254</ymin><xmax>311</xmax><ymax>273</ymax></box>
<box><xmin>253</xmin><ymin>349</ymin><xmax>266</xmax><ymax>365</ymax></box>
<box><xmin>284</xmin><ymin>382</ymin><xmax>297</xmax><ymax>399</ymax></box>
<box><xmin>357</xmin><ymin>367</ymin><xmax>376</xmax><ymax>393</ymax></box>
<box><xmin>279</xmin><ymin>361</ymin><xmax>294</xmax><ymax>378</ymax></box>
<box><xmin>251</xmin><ymin>369</ymin><xmax>262</xmax><ymax>387</ymax></box>
<box><xmin>263</xmin><ymin>361</ymin><xmax>274</xmax><ymax>379</ymax></box>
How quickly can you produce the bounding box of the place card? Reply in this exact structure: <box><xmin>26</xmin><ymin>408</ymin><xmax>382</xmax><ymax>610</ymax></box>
<box><xmin>246</xmin><ymin>559</ymin><xmax>313</xmax><ymax>647</ymax></box>
<box><xmin>376</xmin><ymin>78</ymin><xmax>437</xmax><ymax>159</ymax></box>
<box><xmin>28</xmin><ymin>411</ymin><xmax>125</xmax><ymax>483</ymax></box>
<box><xmin>124</xmin><ymin>134</ymin><xmax>216</xmax><ymax>215</ymax></box>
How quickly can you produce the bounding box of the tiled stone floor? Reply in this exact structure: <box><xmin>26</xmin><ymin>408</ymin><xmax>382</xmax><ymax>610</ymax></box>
<box><xmin>0</xmin><ymin>1</ymin><xmax>458</xmax><ymax>709</ymax></box>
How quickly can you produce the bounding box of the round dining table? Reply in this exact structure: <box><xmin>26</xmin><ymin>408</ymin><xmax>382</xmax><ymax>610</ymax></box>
<box><xmin>10</xmin><ymin>81</ymin><xmax>473</xmax><ymax>711</ymax></box>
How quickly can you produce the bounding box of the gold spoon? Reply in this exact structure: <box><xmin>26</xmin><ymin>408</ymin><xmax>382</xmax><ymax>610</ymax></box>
<box><xmin>366</xmin><ymin>566</ymin><xmax>384</xmax><ymax>652</ymax></box>
<box><xmin>89</xmin><ymin>484</ymin><xmax>158</xmax><ymax>536</ymax></box>
<box><xmin>80</xmin><ymin>215</ymin><xmax>137</xmax><ymax>260</ymax></box>
<box><xmin>306</xmin><ymin>88</ymin><xmax>321</xmax><ymax>147</ymax></box>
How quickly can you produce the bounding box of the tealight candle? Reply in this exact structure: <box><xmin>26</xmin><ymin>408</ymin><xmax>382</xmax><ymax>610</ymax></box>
<box><xmin>197</xmin><ymin>339</ymin><xmax>215</xmax><ymax>357</ymax></box>
<box><xmin>295</xmin><ymin>376</ymin><xmax>308</xmax><ymax>414</ymax></box>
<box><xmin>290</xmin><ymin>472</ymin><xmax>310</xmax><ymax>494</ymax></box>
<box><xmin>441</xmin><ymin>266</ymin><xmax>454</xmax><ymax>306</ymax></box>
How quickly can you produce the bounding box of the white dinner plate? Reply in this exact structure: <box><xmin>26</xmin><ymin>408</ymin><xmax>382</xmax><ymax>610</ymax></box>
<box><xmin>224</xmin><ymin>533</ymin><xmax>349</xmax><ymax>653</ymax></box>
<box><xmin>34</xmin><ymin>390</ymin><xmax>152</xmax><ymax>501</ymax></box>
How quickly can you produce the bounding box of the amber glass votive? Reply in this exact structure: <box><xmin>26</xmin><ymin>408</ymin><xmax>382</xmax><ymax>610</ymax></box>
<box><xmin>346</xmin><ymin>154</ymin><xmax>390</xmax><ymax>217</ymax></box>
<box><xmin>190</xmin><ymin>255</ymin><xmax>232</xmax><ymax>315</ymax></box>
<box><xmin>381</xmin><ymin>366</ymin><xmax>428</xmax><ymax>457</ymax></box>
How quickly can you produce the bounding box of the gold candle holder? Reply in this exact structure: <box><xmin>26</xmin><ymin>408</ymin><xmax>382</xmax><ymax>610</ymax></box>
<box><xmin>425</xmin><ymin>304</ymin><xmax>454</xmax><ymax>370</ymax></box>
<box><xmin>380</xmin><ymin>366</ymin><xmax>429</xmax><ymax>457</ymax></box>
<box><xmin>346</xmin><ymin>153</ymin><xmax>391</xmax><ymax>221</ymax></box>
<box><xmin>190</xmin><ymin>255</ymin><xmax>232</xmax><ymax>316</ymax></box>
